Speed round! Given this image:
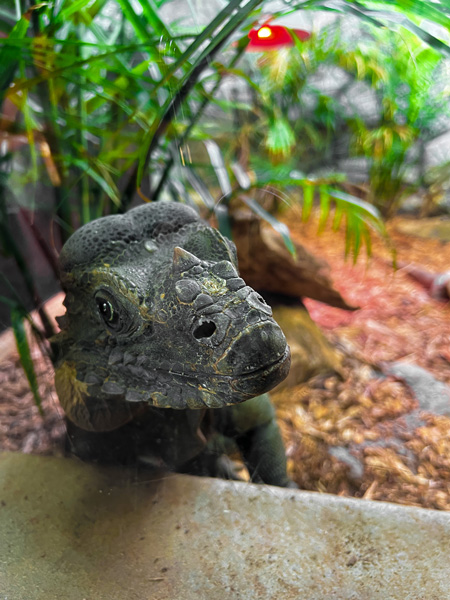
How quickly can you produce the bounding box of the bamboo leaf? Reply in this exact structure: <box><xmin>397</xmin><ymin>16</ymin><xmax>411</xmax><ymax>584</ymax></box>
<box><xmin>151</xmin><ymin>42</ymin><xmax>248</xmax><ymax>201</ymax></box>
<box><xmin>85</xmin><ymin>58</ymin><xmax>157</xmax><ymax>114</ymax></box>
<box><xmin>58</xmin><ymin>0</ymin><xmax>96</xmax><ymax>20</ymax></box>
<box><xmin>22</xmin><ymin>88</ymin><xmax>39</xmax><ymax>196</ymax></box>
<box><xmin>0</xmin><ymin>8</ymin><xmax>17</xmax><ymax>30</ymax></box>
<box><xmin>137</xmin><ymin>0</ymin><xmax>260</xmax><ymax>187</ymax></box>
<box><xmin>70</xmin><ymin>157</ymin><xmax>121</xmax><ymax>206</ymax></box>
<box><xmin>0</xmin><ymin>6</ymin><xmax>36</xmax><ymax>102</ymax></box>
<box><xmin>11</xmin><ymin>307</ymin><xmax>43</xmax><ymax>416</ymax></box>
<box><xmin>215</xmin><ymin>64</ymin><xmax>262</xmax><ymax>93</ymax></box>
<box><xmin>152</xmin><ymin>0</ymin><xmax>244</xmax><ymax>93</ymax></box>
<box><xmin>134</xmin><ymin>0</ymin><xmax>178</xmax><ymax>49</ymax></box>
<box><xmin>10</xmin><ymin>43</ymin><xmax>161</xmax><ymax>94</ymax></box>
<box><xmin>115</xmin><ymin>0</ymin><xmax>152</xmax><ymax>42</ymax></box>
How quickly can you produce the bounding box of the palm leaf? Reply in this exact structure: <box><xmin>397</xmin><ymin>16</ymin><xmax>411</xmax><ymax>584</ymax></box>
<box><xmin>232</xmin><ymin>170</ymin><xmax>390</xmax><ymax>261</ymax></box>
<box><xmin>302</xmin><ymin>183</ymin><xmax>314</xmax><ymax>222</ymax></box>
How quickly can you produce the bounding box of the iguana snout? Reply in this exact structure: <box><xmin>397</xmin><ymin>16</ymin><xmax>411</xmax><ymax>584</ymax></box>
<box><xmin>164</xmin><ymin>247</ymin><xmax>290</xmax><ymax>397</ymax></box>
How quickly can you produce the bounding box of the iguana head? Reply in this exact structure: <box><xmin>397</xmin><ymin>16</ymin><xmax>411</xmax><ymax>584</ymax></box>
<box><xmin>54</xmin><ymin>202</ymin><xmax>290</xmax><ymax>431</ymax></box>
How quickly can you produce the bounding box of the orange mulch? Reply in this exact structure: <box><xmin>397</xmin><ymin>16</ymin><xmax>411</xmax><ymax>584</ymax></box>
<box><xmin>299</xmin><ymin>211</ymin><xmax>450</xmax><ymax>380</ymax></box>
<box><xmin>273</xmin><ymin>205</ymin><xmax>450</xmax><ymax>509</ymax></box>
<box><xmin>0</xmin><ymin>347</ymin><xmax>66</xmax><ymax>455</ymax></box>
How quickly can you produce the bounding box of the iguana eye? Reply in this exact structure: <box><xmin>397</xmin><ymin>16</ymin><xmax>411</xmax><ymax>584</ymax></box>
<box><xmin>95</xmin><ymin>295</ymin><xmax>119</xmax><ymax>328</ymax></box>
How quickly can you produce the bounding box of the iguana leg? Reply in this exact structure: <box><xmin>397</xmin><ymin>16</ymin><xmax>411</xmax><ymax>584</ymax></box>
<box><xmin>216</xmin><ymin>394</ymin><xmax>296</xmax><ymax>488</ymax></box>
<box><xmin>179</xmin><ymin>438</ymin><xmax>245</xmax><ymax>481</ymax></box>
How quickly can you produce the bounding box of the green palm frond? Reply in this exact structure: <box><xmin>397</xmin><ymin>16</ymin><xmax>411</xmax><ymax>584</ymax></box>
<box><xmin>229</xmin><ymin>157</ymin><xmax>390</xmax><ymax>261</ymax></box>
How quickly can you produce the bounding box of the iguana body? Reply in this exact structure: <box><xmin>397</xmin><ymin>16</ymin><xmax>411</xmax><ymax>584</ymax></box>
<box><xmin>53</xmin><ymin>202</ymin><xmax>293</xmax><ymax>486</ymax></box>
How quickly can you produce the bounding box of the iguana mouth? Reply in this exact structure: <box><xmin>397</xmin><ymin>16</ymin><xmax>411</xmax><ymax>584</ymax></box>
<box><xmin>213</xmin><ymin>319</ymin><xmax>289</xmax><ymax>378</ymax></box>
<box><xmin>125</xmin><ymin>345</ymin><xmax>290</xmax><ymax>408</ymax></box>
<box><xmin>140</xmin><ymin>349</ymin><xmax>289</xmax><ymax>382</ymax></box>
<box><xmin>230</xmin><ymin>345</ymin><xmax>291</xmax><ymax>397</ymax></box>
<box><xmin>235</xmin><ymin>346</ymin><xmax>290</xmax><ymax>378</ymax></box>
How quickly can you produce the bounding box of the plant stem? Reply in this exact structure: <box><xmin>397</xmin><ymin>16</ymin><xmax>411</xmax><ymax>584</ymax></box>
<box><xmin>152</xmin><ymin>44</ymin><xmax>248</xmax><ymax>202</ymax></box>
<box><xmin>138</xmin><ymin>0</ymin><xmax>262</xmax><ymax>191</ymax></box>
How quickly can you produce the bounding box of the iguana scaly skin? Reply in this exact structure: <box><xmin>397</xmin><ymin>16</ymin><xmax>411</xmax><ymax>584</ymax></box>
<box><xmin>53</xmin><ymin>202</ymin><xmax>293</xmax><ymax>486</ymax></box>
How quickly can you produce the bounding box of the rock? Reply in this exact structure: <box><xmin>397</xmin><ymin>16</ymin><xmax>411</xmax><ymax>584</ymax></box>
<box><xmin>381</xmin><ymin>361</ymin><xmax>450</xmax><ymax>417</ymax></box>
<box><xmin>328</xmin><ymin>446</ymin><xmax>364</xmax><ymax>480</ymax></box>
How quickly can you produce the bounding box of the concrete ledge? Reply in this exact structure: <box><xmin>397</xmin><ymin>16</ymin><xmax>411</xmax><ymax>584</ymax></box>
<box><xmin>1</xmin><ymin>452</ymin><xmax>449</xmax><ymax>599</ymax></box>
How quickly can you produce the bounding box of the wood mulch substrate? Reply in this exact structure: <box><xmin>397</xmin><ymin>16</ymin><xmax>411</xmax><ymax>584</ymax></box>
<box><xmin>273</xmin><ymin>205</ymin><xmax>450</xmax><ymax>510</ymax></box>
<box><xmin>1</xmin><ymin>206</ymin><xmax>450</xmax><ymax>510</ymax></box>
<box><xmin>0</xmin><ymin>348</ymin><xmax>66</xmax><ymax>456</ymax></box>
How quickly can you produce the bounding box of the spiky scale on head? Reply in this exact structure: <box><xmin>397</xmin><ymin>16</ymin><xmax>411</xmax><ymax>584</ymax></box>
<box><xmin>54</xmin><ymin>202</ymin><xmax>290</xmax><ymax>432</ymax></box>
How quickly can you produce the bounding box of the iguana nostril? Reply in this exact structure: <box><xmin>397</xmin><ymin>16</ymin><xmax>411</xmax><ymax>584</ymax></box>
<box><xmin>193</xmin><ymin>321</ymin><xmax>217</xmax><ymax>339</ymax></box>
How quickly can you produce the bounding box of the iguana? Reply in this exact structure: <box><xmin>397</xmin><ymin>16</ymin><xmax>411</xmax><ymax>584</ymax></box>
<box><xmin>52</xmin><ymin>201</ymin><xmax>294</xmax><ymax>486</ymax></box>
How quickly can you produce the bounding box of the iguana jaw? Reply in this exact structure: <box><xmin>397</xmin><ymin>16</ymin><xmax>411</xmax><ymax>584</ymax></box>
<box><xmin>231</xmin><ymin>345</ymin><xmax>291</xmax><ymax>395</ymax></box>
<box><xmin>54</xmin><ymin>318</ymin><xmax>290</xmax><ymax>417</ymax></box>
<box><xmin>143</xmin><ymin>342</ymin><xmax>291</xmax><ymax>408</ymax></box>
<box><xmin>56</xmin><ymin>342</ymin><xmax>290</xmax><ymax>414</ymax></box>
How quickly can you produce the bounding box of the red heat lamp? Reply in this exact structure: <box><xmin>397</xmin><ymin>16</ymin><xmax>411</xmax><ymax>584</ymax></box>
<box><xmin>247</xmin><ymin>25</ymin><xmax>310</xmax><ymax>52</ymax></box>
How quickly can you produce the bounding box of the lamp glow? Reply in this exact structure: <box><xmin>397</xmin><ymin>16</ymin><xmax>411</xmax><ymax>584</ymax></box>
<box><xmin>247</xmin><ymin>25</ymin><xmax>310</xmax><ymax>52</ymax></box>
<box><xmin>257</xmin><ymin>26</ymin><xmax>273</xmax><ymax>39</ymax></box>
